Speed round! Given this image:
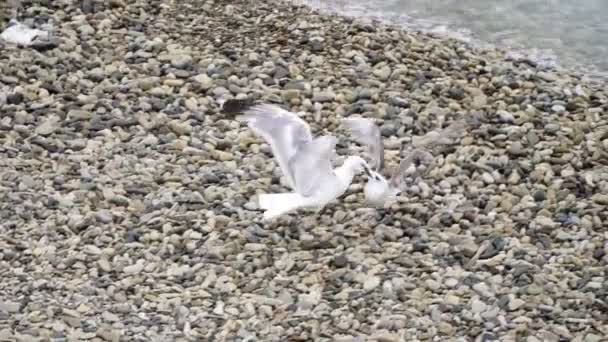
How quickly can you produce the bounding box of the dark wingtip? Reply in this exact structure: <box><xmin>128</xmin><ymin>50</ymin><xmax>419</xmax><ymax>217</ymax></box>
<box><xmin>363</xmin><ymin>163</ymin><xmax>373</xmax><ymax>178</ymax></box>
<box><xmin>221</xmin><ymin>98</ymin><xmax>256</xmax><ymax>117</ymax></box>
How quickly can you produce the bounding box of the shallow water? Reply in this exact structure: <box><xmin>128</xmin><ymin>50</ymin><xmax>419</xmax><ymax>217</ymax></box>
<box><xmin>292</xmin><ymin>0</ymin><xmax>608</xmax><ymax>80</ymax></box>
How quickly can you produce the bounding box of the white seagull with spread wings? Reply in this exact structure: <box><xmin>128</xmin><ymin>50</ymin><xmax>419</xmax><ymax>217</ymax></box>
<box><xmin>342</xmin><ymin>117</ymin><xmax>467</xmax><ymax>207</ymax></box>
<box><xmin>235</xmin><ymin>104</ymin><xmax>372</xmax><ymax>220</ymax></box>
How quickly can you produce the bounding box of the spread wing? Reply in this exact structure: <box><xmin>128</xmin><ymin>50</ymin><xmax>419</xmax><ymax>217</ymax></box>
<box><xmin>237</xmin><ymin>104</ymin><xmax>313</xmax><ymax>191</ymax></box>
<box><xmin>342</xmin><ymin>117</ymin><xmax>384</xmax><ymax>171</ymax></box>
<box><xmin>389</xmin><ymin>148</ymin><xmax>435</xmax><ymax>189</ymax></box>
<box><xmin>220</xmin><ymin>98</ymin><xmax>256</xmax><ymax>116</ymax></box>
<box><xmin>412</xmin><ymin>120</ymin><xmax>467</xmax><ymax>148</ymax></box>
<box><xmin>288</xmin><ymin>135</ymin><xmax>338</xmax><ymax>197</ymax></box>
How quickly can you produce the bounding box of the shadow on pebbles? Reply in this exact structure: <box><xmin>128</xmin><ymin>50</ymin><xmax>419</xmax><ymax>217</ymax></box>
<box><xmin>1</xmin><ymin>0</ymin><xmax>607</xmax><ymax>341</ymax></box>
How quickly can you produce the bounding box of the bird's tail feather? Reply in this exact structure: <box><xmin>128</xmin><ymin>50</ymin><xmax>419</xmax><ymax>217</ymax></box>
<box><xmin>258</xmin><ymin>193</ymin><xmax>308</xmax><ymax>220</ymax></box>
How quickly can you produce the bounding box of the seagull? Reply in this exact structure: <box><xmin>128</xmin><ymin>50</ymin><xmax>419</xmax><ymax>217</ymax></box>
<box><xmin>411</xmin><ymin>120</ymin><xmax>468</xmax><ymax>150</ymax></box>
<box><xmin>342</xmin><ymin>117</ymin><xmax>466</xmax><ymax>207</ymax></box>
<box><xmin>233</xmin><ymin>103</ymin><xmax>373</xmax><ymax>221</ymax></box>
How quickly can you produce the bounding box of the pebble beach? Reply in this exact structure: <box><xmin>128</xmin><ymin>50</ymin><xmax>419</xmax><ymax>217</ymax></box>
<box><xmin>1</xmin><ymin>0</ymin><xmax>607</xmax><ymax>341</ymax></box>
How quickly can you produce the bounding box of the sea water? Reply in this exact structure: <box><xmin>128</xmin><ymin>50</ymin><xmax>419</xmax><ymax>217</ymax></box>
<box><xmin>291</xmin><ymin>0</ymin><xmax>608</xmax><ymax>81</ymax></box>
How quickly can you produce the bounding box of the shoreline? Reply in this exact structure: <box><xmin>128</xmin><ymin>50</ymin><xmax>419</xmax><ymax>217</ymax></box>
<box><xmin>1</xmin><ymin>0</ymin><xmax>607</xmax><ymax>341</ymax></box>
<box><xmin>288</xmin><ymin>0</ymin><xmax>608</xmax><ymax>85</ymax></box>
<box><xmin>292</xmin><ymin>0</ymin><xmax>608</xmax><ymax>91</ymax></box>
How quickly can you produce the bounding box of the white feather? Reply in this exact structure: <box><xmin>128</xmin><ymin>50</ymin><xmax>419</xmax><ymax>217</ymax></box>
<box><xmin>238</xmin><ymin>104</ymin><xmax>370</xmax><ymax>219</ymax></box>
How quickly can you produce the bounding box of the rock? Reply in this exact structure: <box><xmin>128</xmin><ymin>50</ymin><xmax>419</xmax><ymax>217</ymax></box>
<box><xmin>309</xmin><ymin>36</ymin><xmax>324</xmax><ymax>51</ymax></box>
<box><xmin>591</xmin><ymin>194</ymin><xmax>608</xmax><ymax>205</ymax></box>
<box><xmin>185</xmin><ymin>97</ymin><xmax>198</xmax><ymax>111</ymax></box>
<box><xmin>508</xmin><ymin>298</ymin><xmax>526</xmax><ymax>311</ymax></box>
<box><xmin>533</xmin><ymin>190</ymin><xmax>546</xmax><ymax>202</ymax></box>
<box><xmin>79</xmin><ymin>24</ymin><xmax>95</xmax><ymax>35</ymax></box>
<box><xmin>6</xmin><ymin>92</ymin><xmax>23</xmax><ymax>105</ymax></box>
<box><xmin>171</xmin><ymin>54</ymin><xmax>192</xmax><ymax>69</ymax></box>
<box><xmin>527</xmin><ymin>284</ymin><xmax>543</xmax><ymax>295</ymax></box>
<box><xmin>35</xmin><ymin>115</ymin><xmax>60</xmax><ymax>135</ymax></box>
<box><xmin>193</xmin><ymin>74</ymin><xmax>213</xmax><ymax>90</ymax></box>
<box><xmin>437</xmin><ymin>321</ymin><xmax>455</xmax><ymax>335</ymax></box>
<box><xmin>448</xmin><ymin>87</ymin><xmax>465</xmax><ymax>100</ymax></box>
<box><xmin>445</xmin><ymin>295</ymin><xmax>460</xmax><ymax>305</ymax></box>
<box><xmin>224</xmin><ymin>5</ymin><xmax>235</xmax><ymax>15</ymax></box>
<box><xmin>67</xmin><ymin>109</ymin><xmax>93</xmax><ymax>120</ymax></box>
<box><xmin>168</xmin><ymin>120</ymin><xmax>192</xmax><ymax>135</ymax></box>
<box><xmin>282</xmin><ymin>89</ymin><xmax>300</xmax><ymax>101</ymax></box>
<box><xmin>389</xmin><ymin>97</ymin><xmax>409</xmax><ymax>107</ymax></box>
<box><xmin>574</xmin><ymin>84</ymin><xmax>586</xmax><ymax>97</ymax></box>
<box><xmin>373</xmin><ymin>65</ymin><xmax>391</xmax><ymax>81</ymax></box>
<box><xmin>545</xmin><ymin>123</ymin><xmax>560</xmax><ymax>134</ymax></box>
<box><xmin>288</xmin><ymin>64</ymin><xmax>301</xmax><ymax>77</ymax></box>
<box><xmin>101</xmin><ymin>311</ymin><xmax>120</xmax><ymax>322</ymax></box>
<box><xmin>585</xmin><ymin>334</ymin><xmax>603</xmax><ymax>342</ymax></box>
<box><xmin>470</xmin><ymin>299</ymin><xmax>487</xmax><ymax>314</ymax></box>
<box><xmin>123</xmin><ymin>261</ymin><xmax>144</xmax><ymax>275</ymax></box>
<box><xmin>109</xmin><ymin>0</ymin><xmax>125</xmax><ymax>7</ymax></box>
<box><xmin>510</xmin><ymin>141</ymin><xmax>526</xmax><ymax>156</ymax></box>
<box><xmin>164</xmin><ymin>79</ymin><xmax>184</xmax><ymax>87</ymax></box>
<box><xmin>1</xmin><ymin>0</ymin><xmax>607</xmax><ymax>339</ymax></box>
<box><xmin>248</xmin><ymin>52</ymin><xmax>261</xmax><ymax>65</ymax></box>
<box><xmin>140</xmin><ymin>134</ymin><xmax>159</xmax><ymax>146</ymax></box>
<box><xmin>481</xmin><ymin>173</ymin><xmax>494</xmax><ymax>184</ymax></box>
<box><xmin>363</xmin><ymin>276</ymin><xmax>380</xmax><ymax>291</ymax></box>
<box><xmin>444</xmin><ymin>278</ymin><xmax>458</xmax><ymax>288</ymax></box>
<box><xmin>80</xmin><ymin>0</ymin><xmax>96</xmax><ymax>13</ymax></box>
<box><xmin>472</xmin><ymin>94</ymin><xmax>487</xmax><ymax>108</ymax></box>
<box><xmin>312</xmin><ymin>90</ymin><xmax>335</xmax><ymax>102</ymax></box>
<box><xmin>0</xmin><ymin>301</ymin><xmax>20</xmax><ymax>313</ymax></box>
<box><xmin>537</xmin><ymin>71</ymin><xmax>558</xmax><ymax>82</ymax></box>
<box><xmin>98</xmin><ymin>258</ymin><xmax>112</xmax><ymax>272</ymax></box>
<box><xmin>97</xmin><ymin>327</ymin><xmax>120</xmax><ymax>342</ymax></box>
<box><xmin>139</xmin><ymin>77</ymin><xmax>160</xmax><ymax>90</ymax></box>
<box><xmin>497</xmin><ymin>110</ymin><xmax>514</xmax><ymax>123</ymax></box>
<box><xmin>551</xmin><ymin>104</ymin><xmax>566</xmax><ymax>113</ymax></box>
<box><xmin>333</xmin><ymin>254</ymin><xmax>348</xmax><ymax>268</ymax></box>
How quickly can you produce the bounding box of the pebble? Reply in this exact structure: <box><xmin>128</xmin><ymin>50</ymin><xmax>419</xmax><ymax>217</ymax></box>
<box><xmin>373</xmin><ymin>65</ymin><xmax>392</xmax><ymax>81</ymax></box>
<box><xmin>472</xmin><ymin>94</ymin><xmax>487</xmax><ymax>108</ymax></box>
<box><xmin>537</xmin><ymin>71</ymin><xmax>558</xmax><ymax>82</ymax></box>
<box><xmin>510</xmin><ymin>141</ymin><xmax>526</xmax><ymax>156</ymax></box>
<box><xmin>123</xmin><ymin>261</ymin><xmax>145</xmax><ymax>275</ymax></box>
<box><xmin>193</xmin><ymin>74</ymin><xmax>213</xmax><ymax>89</ymax></box>
<box><xmin>312</xmin><ymin>90</ymin><xmax>335</xmax><ymax>102</ymax></box>
<box><xmin>67</xmin><ymin>109</ymin><xmax>93</xmax><ymax>120</ymax></box>
<box><xmin>363</xmin><ymin>276</ymin><xmax>381</xmax><ymax>291</ymax></box>
<box><xmin>497</xmin><ymin>110</ymin><xmax>515</xmax><ymax>123</ymax></box>
<box><xmin>508</xmin><ymin>298</ymin><xmax>526</xmax><ymax>311</ymax></box>
<box><xmin>1</xmin><ymin>1</ymin><xmax>607</xmax><ymax>341</ymax></box>
<box><xmin>591</xmin><ymin>194</ymin><xmax>608</xmax><ymax>205</ymax></box>
<box><xmin>35</xmin><ymin>114</ymin><xmax>59</xmax><ymax>135</ymax></box>
<box><xmin>471</xmin><ymin>299</ymin><xmax>487</xmax><ymax>314</ymax></box>
<box><xmin>0</xmin><ymin>302</ymin><xmax>20</xmax><ymax>313</ymax></box>
<box><xmin>171</xmin><ymin>54</ymin><xmax>192</xmax><ymax>69</ymax></box>
<box><xmin>481</xmin><ymin>173</ymin><xmax>494</xmax><ymax>184</ymax></box>
<box><xmin>444</xmin><ymin>278</ymin><xmax>459</xmax><ymax>288</ymax></box>
<box><xmin>282</xmin><ymin>89</ymin><xmax>300</xmax><ymax>101</ymax></box>
<box><xmin>552</xmin><ymin>104</ymin><xmax>566</xmax><ymax>113</ymax></box>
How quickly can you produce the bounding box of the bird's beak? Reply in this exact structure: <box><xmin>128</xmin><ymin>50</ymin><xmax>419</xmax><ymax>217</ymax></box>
<box><xmin>363</xmin><ymin>163</ymin><xmax>373</xmax><ymax>178</ymax></box>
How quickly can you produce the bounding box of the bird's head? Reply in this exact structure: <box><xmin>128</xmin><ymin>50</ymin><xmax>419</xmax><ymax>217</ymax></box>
<box><xmin>344</xmin><ymin>155</ymin><xmax>371</xmax><ymax>176</ymax></box>
<box><xmin>363</xmin><ymin>171</ymin><xmax>392</xmax><ymax>207</ymax></box>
